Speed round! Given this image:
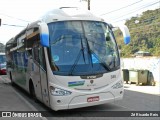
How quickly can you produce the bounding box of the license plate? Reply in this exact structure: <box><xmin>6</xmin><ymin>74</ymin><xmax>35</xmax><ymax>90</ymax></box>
<box><xmin>87</xmin><ymin>96</ymin><xmax>99</xmax><ymax>102</ymax></box>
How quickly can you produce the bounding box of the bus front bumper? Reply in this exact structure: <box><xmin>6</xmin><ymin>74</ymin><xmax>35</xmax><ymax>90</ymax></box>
<box><xmin>50</xmin><ymin>91</ymin><xmax>123</xmax><ymax>111</ymax></box>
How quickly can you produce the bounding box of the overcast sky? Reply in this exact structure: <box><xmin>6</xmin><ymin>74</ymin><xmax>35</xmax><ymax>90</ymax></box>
<box><xmin>0</xmin><ymin>0</ymin><xmax>159</xmax><ymax>44</ymax></box>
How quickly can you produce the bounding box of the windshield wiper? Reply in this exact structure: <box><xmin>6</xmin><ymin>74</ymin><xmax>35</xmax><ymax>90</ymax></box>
<box><xmin>68</xmin><ymin>50</ymin><xmax>81</xmax><ymax>75</ymax></box>
<box><xmin>68</xmin><ymin>37</ymin><xmax>86</xmax><ymax>75</ymax></box>
<box><xmin>85</xmin><ymin>38</ymin><xmax>111</xmax><ymax>71</ymax></box>
<box><xmin>92</xmin><ymin>51</ymin><xmax>111</xmax><ymax>71</ymax></box>
<box><xmin>51</xmin><ymin>35</ymin><xmax>65</xmax><ymax>45</ymax></box>
<box><xmin>85</xmin><ymin>38</ymin><xmax>93</xmax><ymax>68</ymax></box>
<box><xmin>81</xmin><ymin>38</ymin><xmax>86</xmax><ymax>64</ymax></box>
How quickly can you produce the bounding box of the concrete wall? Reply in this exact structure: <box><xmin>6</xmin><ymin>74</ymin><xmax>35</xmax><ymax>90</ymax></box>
<box><xmin>121</xmin><ymin>57</ymin><xmax>160</xmax><ymax>83</ymax></box>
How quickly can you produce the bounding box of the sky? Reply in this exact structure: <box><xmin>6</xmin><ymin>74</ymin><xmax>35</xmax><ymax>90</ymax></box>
<box><xmin>0</xmin><ymin>0</ymin><xmax>159</xmax><ymax>44</ymax></box>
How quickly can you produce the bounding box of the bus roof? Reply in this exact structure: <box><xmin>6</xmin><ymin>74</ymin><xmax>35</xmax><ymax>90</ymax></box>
<box><xmin>6</xmin><ymin>7</ymin><xmax>107</xmax><ymax>44</ymax></box>
<box><xmin>41</xmin><ymin>7</ymin><xmax>105</xmax><ymax>23</ymax></box>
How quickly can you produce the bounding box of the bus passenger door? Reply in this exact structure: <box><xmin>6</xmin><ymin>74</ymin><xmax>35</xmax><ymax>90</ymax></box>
<box><xmin>32</xmin><ymin>45</ymin><xmax>43</xmax><ymax>101</ymax></box>
<box><xmin>39</xmin><ymin>47</ymin><xmax>50</xmax><ymax>107</ymax></box>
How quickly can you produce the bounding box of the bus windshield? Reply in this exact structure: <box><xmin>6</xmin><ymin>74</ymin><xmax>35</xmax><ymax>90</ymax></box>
<box><xmin>0</xmin><ymin>55</ymin><xmax>6</xmax><ymax>64</ymax></box>
<box><xmin>48</xmin><ymin>21</ymin><xmax>120</xmax><ymax>75</ymax></box>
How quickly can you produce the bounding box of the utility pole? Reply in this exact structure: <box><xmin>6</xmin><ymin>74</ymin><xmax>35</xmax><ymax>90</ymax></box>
<box><xmin>80</xmin><ymin>0</ymin><xmax>90</xmax><ymax>10</ymax></box>
<box><xmin>88</xmin><ymin>0</ymin><xmax>90</xmax><ymax>10</ymax></box>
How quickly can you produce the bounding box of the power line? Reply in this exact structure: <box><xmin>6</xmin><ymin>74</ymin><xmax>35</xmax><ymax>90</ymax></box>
<box><xmin>100</xmin><ymin>0</ymin><xmax>143</xmax><ymax>16</ymax></box>
<box><xmin>111</xmin><ymin>1</ymin><xmax>159</xmax><ymax>23</ymax></box>
<box><xmin>0</xmin><ymin>13</ymin><xmax>30</xmax><ymax>23</ymax></box>
<box><xmin>113</xmin><ymin>8</ymin><xmax>160</xmax><ymax>23</ymax></box>
<box><xmin>112</xmin><ymin>1</ymin><xmax>159</xmax><ymax>21</ymax></box>
<box><xmin>2</xmin><ymin>23</ymin><xmax>26</xmax><ymax>27</ymax></box>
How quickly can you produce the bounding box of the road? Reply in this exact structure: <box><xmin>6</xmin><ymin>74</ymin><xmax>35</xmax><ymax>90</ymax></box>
<box><xmin>0</xmin><ymin>75</ymin><xmax>159</xmax><ymax>120</ymax></box>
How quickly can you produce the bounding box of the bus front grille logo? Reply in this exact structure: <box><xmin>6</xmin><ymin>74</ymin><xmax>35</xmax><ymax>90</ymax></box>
<box><xmin>87</xmin><ymin>76</ymin><xmax>96</xmax><ymax>79</ymax></box>
<box><xmin>90</xmin><ymin>80</ymin><xmax>94</xmax><ymax>84</ymax></box>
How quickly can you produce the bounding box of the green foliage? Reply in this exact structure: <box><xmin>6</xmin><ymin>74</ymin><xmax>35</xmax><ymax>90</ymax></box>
<box><xmin>115</xmin><ymin>8</ymin><xmax>160</xmax><ymax>57</ymax></box>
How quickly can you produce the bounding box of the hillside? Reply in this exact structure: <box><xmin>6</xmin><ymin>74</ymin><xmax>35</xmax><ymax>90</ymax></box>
<box><xmin>114</xmin><ymin>8</ymin><xmax>160</xmax><ymax>57</ymax></box>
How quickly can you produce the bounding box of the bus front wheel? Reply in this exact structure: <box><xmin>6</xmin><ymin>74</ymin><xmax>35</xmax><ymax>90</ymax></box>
<box><xmin>29</xmin><ymin>80</ymin><xmax>37</xmax><ymax>102</ymax></box>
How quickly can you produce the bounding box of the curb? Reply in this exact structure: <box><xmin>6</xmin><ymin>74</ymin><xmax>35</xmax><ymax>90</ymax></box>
<box><xmin>10</xmin><ymin>82</ymin><xmax>48</xmax><ymax>120</ymax></box>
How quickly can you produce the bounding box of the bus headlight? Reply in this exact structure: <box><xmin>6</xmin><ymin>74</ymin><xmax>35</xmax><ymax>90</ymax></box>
<box><xmin>50</xmin><ymin>86</ymin><xmax>72</xmax><ymax>96</ymax></box>
<box><xmin>112</xmin><ymin>81</ymin><xmax>123</xmax><ymax>89</ymax></box>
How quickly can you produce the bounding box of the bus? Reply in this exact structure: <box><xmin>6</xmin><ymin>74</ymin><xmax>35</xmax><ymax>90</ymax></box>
<box><xmin>6</xmin><ymin>7</ymin><xmax>130</xmax><ymax>111</ymax></box>
<box><xmin>0</xmin><ymin>53</ymin><xmax>6</xmax><ymax>75</ymax></box>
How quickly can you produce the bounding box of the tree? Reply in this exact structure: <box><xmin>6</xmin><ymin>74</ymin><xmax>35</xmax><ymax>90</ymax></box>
<box><xmin>115</xmin><ymin>8</ymin><xmax>160</xmax><ymax>57</ymax></box>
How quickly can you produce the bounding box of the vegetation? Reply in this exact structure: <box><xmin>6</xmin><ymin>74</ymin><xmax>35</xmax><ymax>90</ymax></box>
<box><xmin>114</xmin><ymin>8</ymin><xmax>160</xmax><ymax>57</ymax></box>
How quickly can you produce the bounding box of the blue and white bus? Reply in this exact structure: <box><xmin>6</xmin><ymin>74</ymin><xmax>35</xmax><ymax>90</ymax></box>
<box><xmin>6</xmin><ymin>7</ymin><xmax>130</xmax><ymax>111</ymax></box>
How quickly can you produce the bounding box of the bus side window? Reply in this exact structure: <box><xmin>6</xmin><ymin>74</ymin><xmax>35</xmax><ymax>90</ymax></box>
<box><xmin>25</xmin><ymin>27</ymin><xmax>40</xmax><ymax>59</ymax></box>
<box><xmin>33</xmin><ymin>43</ymin><xmax>40</xmax><ymax>63</ymax></box>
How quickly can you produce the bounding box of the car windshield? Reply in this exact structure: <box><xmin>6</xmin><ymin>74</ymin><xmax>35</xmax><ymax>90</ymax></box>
<box><xmin>48</xmin><ymin>21</ymin><xmax>120</xmax><ymax>75</ymax></box>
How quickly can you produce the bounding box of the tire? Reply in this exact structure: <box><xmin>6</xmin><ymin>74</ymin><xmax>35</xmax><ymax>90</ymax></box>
<box><xmin>148</xmin><ymin>72</ymin><xmax>155</xmax><ymax>86</ymax></box>
<box><xmin>136</xmin><ymin>82</ymin><xmax>139</xmax><ymax>86</ymax></box>
<box><xmin>29</xmin><ymin>81</ymin><xmax>37</xmax><ymax>102</ymax></box>
<box><xmin>150</xmin><ymin>80</ymin><xmax>156</xmax><ymax>86</ymax></box>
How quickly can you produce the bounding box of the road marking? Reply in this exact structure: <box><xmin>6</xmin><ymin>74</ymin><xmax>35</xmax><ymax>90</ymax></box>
<box><xmin>0</xmin><ymin>78</ymin><xmax>48</xmax><ymax>120</ymax></box>
<box><xmin>0</xmin><ymin>75</ymin><xmax>47</xmax><ymax>119</ymax></box>
<box><xmin>12</xmin><ymin>88</ymin><xmax>48</xmax><ymax>120</ymax></box>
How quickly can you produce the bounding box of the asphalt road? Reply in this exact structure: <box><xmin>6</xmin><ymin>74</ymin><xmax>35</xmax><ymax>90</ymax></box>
<box><xmin>0</xmin><ymin>75</ymin><xmax>159</xmax><ymax>120</ymax></box>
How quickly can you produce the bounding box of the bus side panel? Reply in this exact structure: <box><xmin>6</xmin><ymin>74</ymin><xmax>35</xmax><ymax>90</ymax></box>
<box><xmin>39</xmin><ymin>47</ymin><xmax>50</xmax><ymax>107</ymax></box>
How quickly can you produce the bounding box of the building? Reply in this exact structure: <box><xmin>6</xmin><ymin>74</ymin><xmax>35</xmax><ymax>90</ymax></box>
<box><xmin>0</xmin><ymin>43</ymin><xmax>5</xmax><ymax>53</ymax></box>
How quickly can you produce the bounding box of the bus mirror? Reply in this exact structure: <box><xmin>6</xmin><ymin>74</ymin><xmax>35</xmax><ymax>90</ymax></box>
<box><xmin>119</xmin><ymin>25</ymin><xmax>130</xmax><ymax>44</ymax></box>
<box><xmin>39</xmin><ymin>22</ymin><xmax>49</xmax><ymax>47</ymax></box>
